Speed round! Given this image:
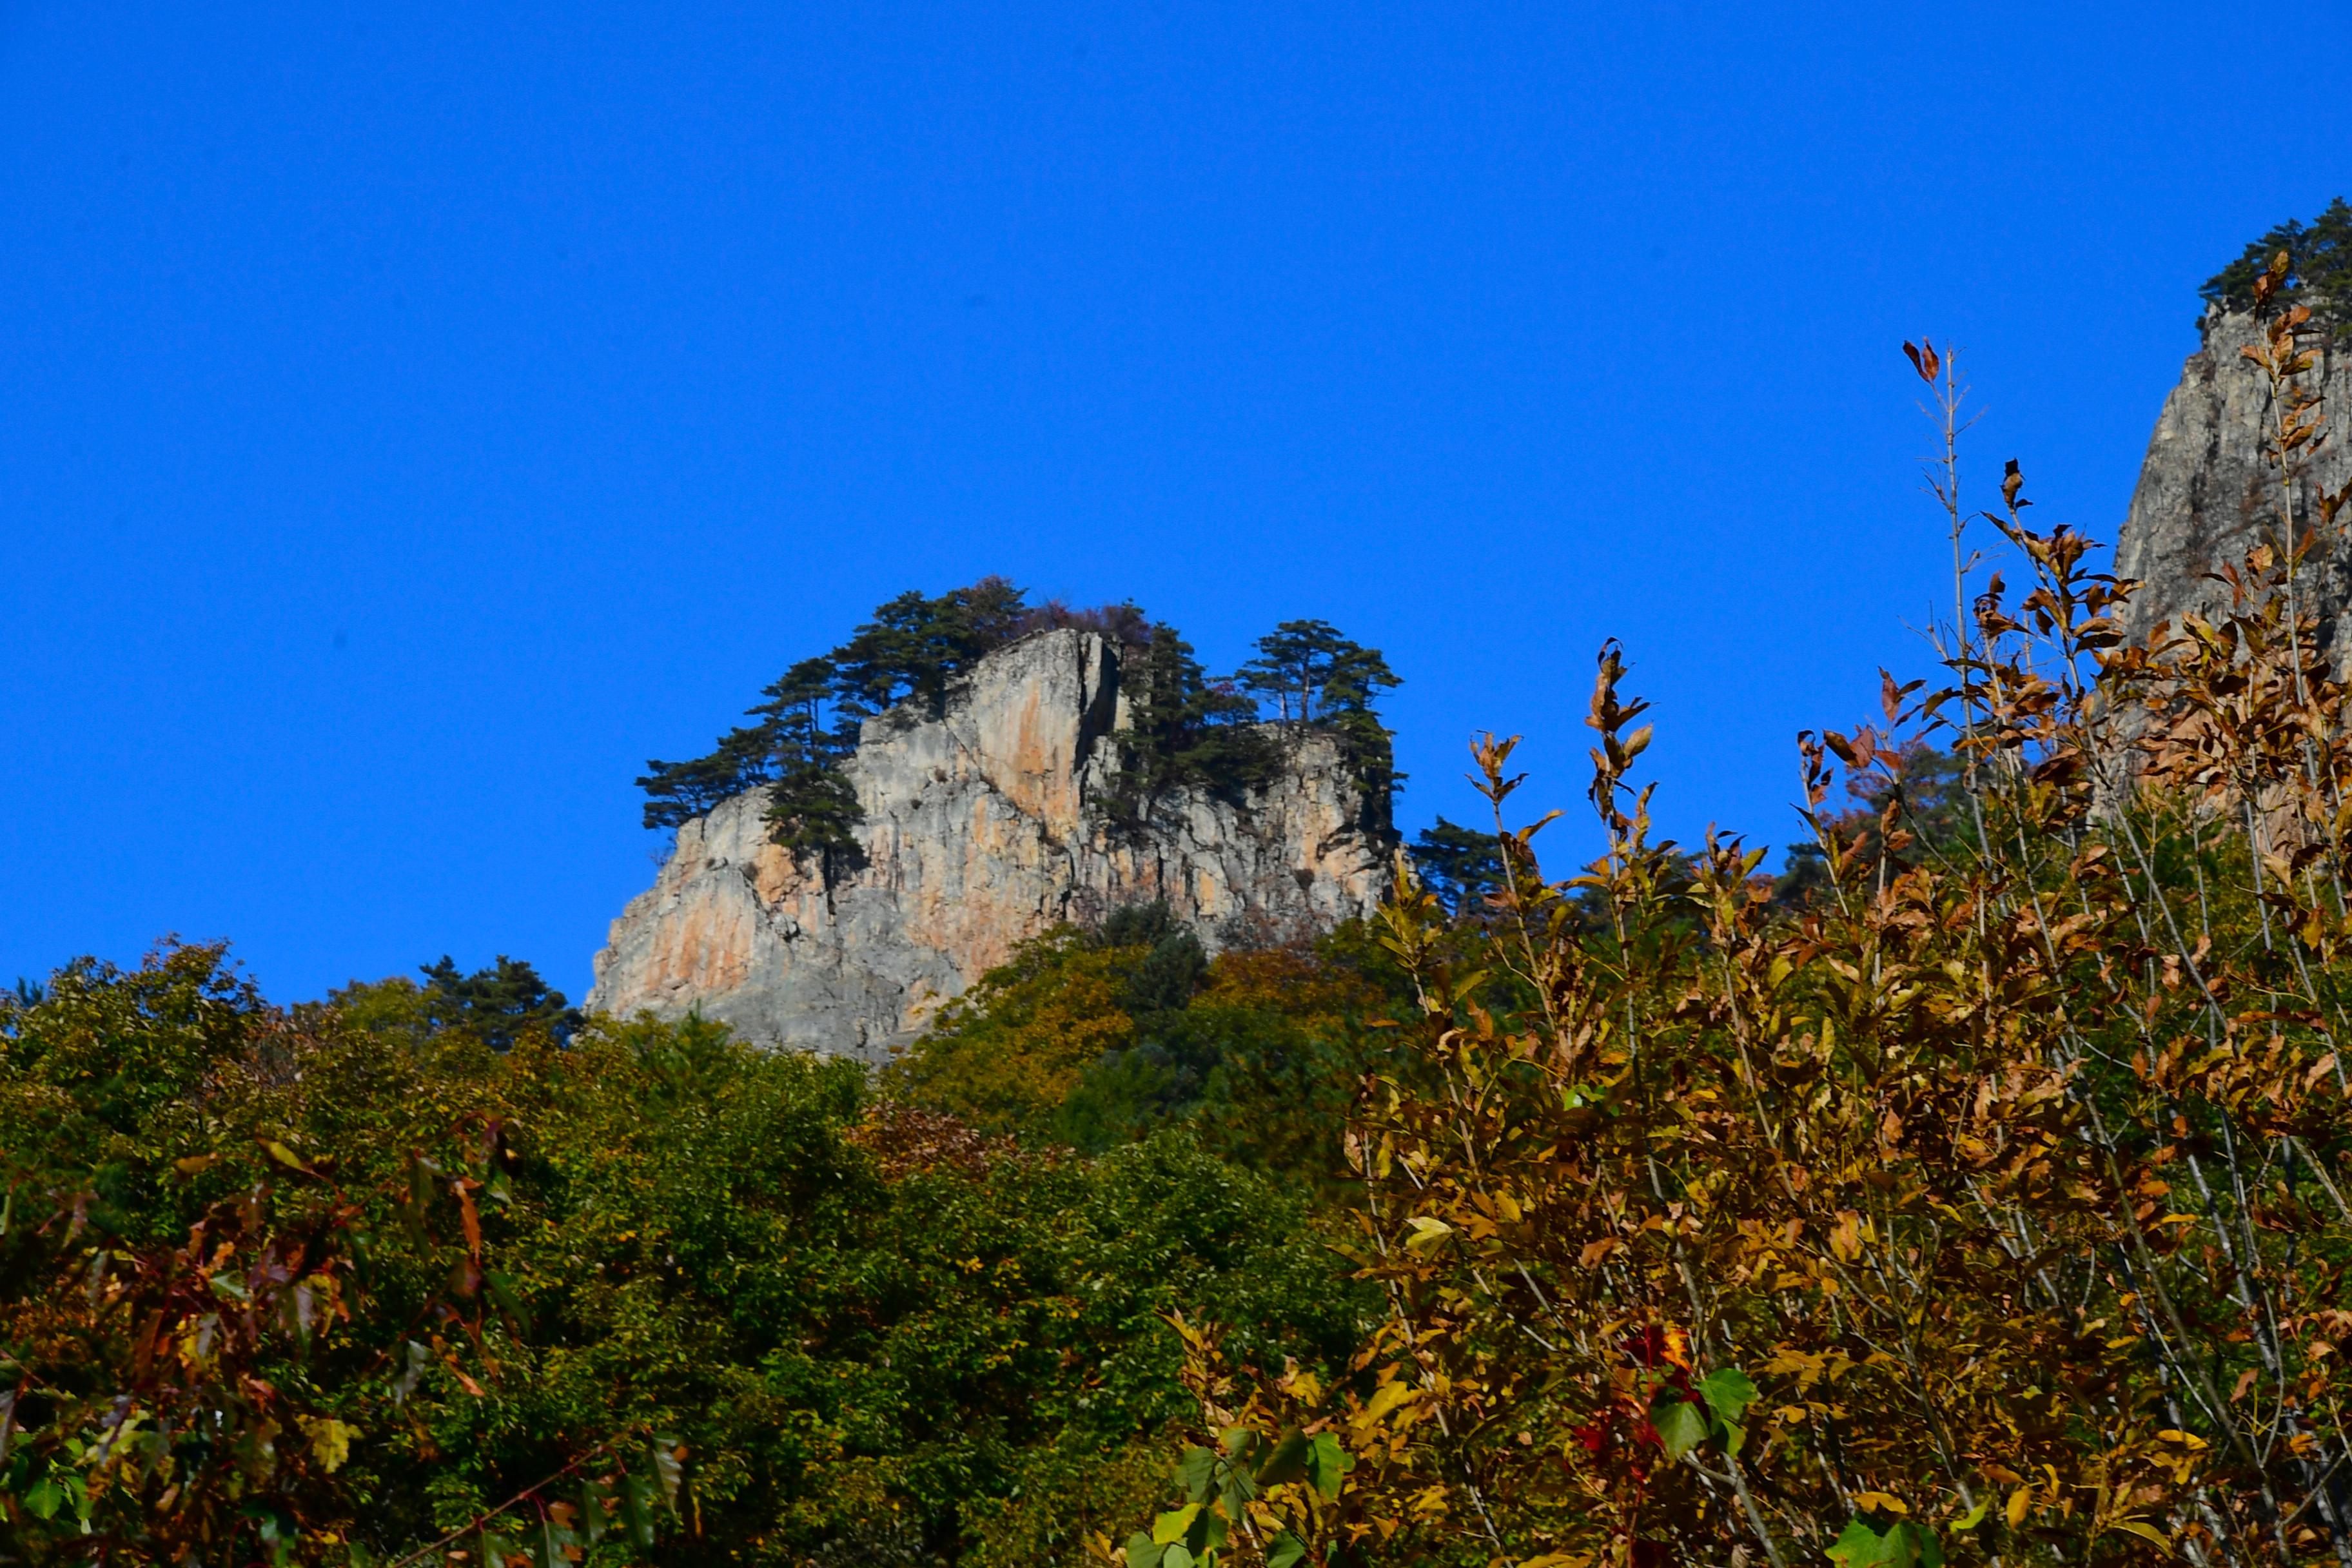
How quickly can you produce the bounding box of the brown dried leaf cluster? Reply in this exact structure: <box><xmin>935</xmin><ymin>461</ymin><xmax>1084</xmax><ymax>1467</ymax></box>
<box><xmin>1137</xmin><ymin>312</ymin><xmax>2352</xmax><ymax>1567</ymax></box>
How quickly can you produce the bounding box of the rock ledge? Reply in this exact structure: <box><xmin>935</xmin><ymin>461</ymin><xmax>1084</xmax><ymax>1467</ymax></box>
<box><xmin>586</xmin><ymin>629</ymin><xmax>1392</xmax><ymax>1058</ymax></box>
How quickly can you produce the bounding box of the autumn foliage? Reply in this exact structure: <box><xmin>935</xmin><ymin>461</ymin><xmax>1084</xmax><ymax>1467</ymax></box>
<box><xmin>1124</xmin><ymin>299</ymin><xmax>2352</xmax><ymax>1567</ymax></box>
<box><xmin>16</xmin><ymin>264</ymin><xmax>2352</xmax><ymax>1568</ymax></box>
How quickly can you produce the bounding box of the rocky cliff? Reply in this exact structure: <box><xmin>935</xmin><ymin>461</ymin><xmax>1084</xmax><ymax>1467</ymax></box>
<box><xmin>586</xmin><ymin>628</ymin><xmax>1393</xmax><ymax>1059</ymax></box>
<box><xmin>2115</xmin><ymin>308</ymin><xmax>2351</xmax><ymax>654</ymax></box>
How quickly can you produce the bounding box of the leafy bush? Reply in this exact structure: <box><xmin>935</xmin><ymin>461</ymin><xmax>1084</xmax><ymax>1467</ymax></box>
<box><xmin>0</xmin><ymin>950</ymin><xmax>1364</xmax><ymax>1565</ymax></box>
<box><xmin>1121</xmin><ymin>326</ymin><xmax>2352</xmax><ymax>1567</ymax></box>
<box><xmin>885</xmin><ymin>910</ymin><xmax>1410</xmax><ymax>1186</ymax></box>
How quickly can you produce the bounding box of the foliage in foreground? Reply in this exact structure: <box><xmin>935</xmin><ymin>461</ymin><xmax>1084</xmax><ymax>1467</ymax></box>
<box><xmin>1122</xmin><ymin>315</ymin><xmax>2352</xmax><ymax>1567</ymax></box>
<box><xmin>0</xmin><ymin>957</ymin><xmax>1366</xmax><ymax>1565</ymax></box>
<box><xmin>17</xmin><ymin>230</ymin><xmax>2352</xmax><ymax>1568</ymax></box>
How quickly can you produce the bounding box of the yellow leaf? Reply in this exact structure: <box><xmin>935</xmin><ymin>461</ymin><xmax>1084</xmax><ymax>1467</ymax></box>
<box><xmin>1404</xmin><ymin>1217</ymin><xmax>1454</xmax><ymax>1255</ymax></box>
<box><xmin>1152</xmin><ymin>1505</ymin><xmax>1201</xmax><ymax>1546</ymax></box>
<box><xmin>1363</xmin><ymin>1379</ymin><xmax>1416</xmax><ymax>1422</ymax></box>
<box><xmin>2006</xmin><ymin>1488</ymin><xmax>2032</xmax><ymax>1529</ymax></box>
<box><xmin>300</xmin><ymin>1417</ymin><xmax>358</xmax><ymax>1475</ymax></box>
<box><xmin>263</xmin><ymin>1141</ymin><xmax>309</xmax><ymax>1172</ymax></box>
<box><xmin>2108</xmin><ymin>1519</ymin><xmax>2172</xmax><ymax>1554</ymax></box>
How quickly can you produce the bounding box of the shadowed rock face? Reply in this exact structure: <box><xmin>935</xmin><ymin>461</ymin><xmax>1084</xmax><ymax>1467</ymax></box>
<box><xmin>2115</xmin><ymin>309</ymin><xmax>2352</xmax><ymax>658</ymax></box>
<box><xmin>585</xmin><ymin>628</ymin><xmax>1393</xmax><ymax>1059</ymax></box>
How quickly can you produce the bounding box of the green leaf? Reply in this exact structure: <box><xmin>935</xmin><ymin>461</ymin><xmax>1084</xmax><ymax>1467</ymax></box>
<box><xmin>1828</xmin><ymin>1520</ymin><xmax>1895</xmax><ymax>1567</ymax></box>
<box><xmin>1306</xmin><ymin>1432</ymin><xmax>1349</xmax><ymax>1499</ymax></box>
<box><xmin>484</xmin><ymin>1271</ymin><xmax>530</xmax><ymax>1333</ymax></box>
<box><xmin>1124</xmin><ymin>1534</ymin><xmax>1166</xmax><ymax>1568</ymax></box>
<box><xmin>395</xmin><ymin>1340</ymin><xmax>430</xmax><ymax>1409</ymax></box>
<box><xmin>1153</xmin><ymin>1505</ymin><xmax>1203</xmax><ymax>1546</ymax></box>
<box><xmin>1175</xmin><ymin>1446</ymin><xmax>1219</xmax><ymax>1504</ymax></box>
<box><xmin>23</xmin><ymin>1476</ymin><xmax>63</xmax><ymax>1520</ymax></box>
<box><xmin>1949</xmin><ymin>1497</ymin><xmax>1990</xmax><ymax>1533</ymax></box>
<box><xmin>1257</xmin><ymin>1429</ymin><xmax>1312</xmax><ymax>1487</ymax></box>
<box><xmin>649</xmin><ymin>1440</ymin><xmax>683</xmax><ymax>1514</ymax></box>
<box><xmin>1187</xmin><ymin>1505</ymin><xmax>1230</xmax><ymax>1556</ymax></box>
<box><xmin>1267</xmin><ymin>1533</ymin><xmax>1308</xmax><ymax>1568</ymax></box>
<box><xmin>1652</xmin><ymin>1399</ymin><xmax>1709</xmax><ymax>1460</ymax></box>
<box><xmin>579</xmin><ymin>1482</ymin><xmax>609</xmax><ymax>1545</ymax></box>
<box><xmin>1827</xmin><ymin>1520</ymin><xmax>1943</xmax><ymax>1568</ymax></box>
<box><xmin>1696</xmin><ymin>1367</ymin><xmax>1759</xmax><ymax>1426</ymax></box>
<box><xmin>409</xmin><ymin>1153</ymin><xmax>438</xmax><ymax>1215</ymax></box>
<box><xmin>621</xmin><ymin>1473</ymin><xmax>657</xmax><ymax>1549</ymax></box>
<box><xmin>1161</xmin><ymin>1547</ymin><xmax>1195</xmax><ymax>1568</ymax></box>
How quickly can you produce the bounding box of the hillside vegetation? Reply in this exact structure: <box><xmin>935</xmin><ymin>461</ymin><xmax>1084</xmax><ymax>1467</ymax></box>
<box><xmin>10</xmin><ymin>235</ymin><xmax>2352</xmax><ymax>1567</ymax></box>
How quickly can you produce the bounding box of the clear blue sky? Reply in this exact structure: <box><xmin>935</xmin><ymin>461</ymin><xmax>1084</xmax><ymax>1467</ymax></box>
<box><xmin>5</xmin><ymin>2</ymin><xmax>2347</xmax><ymax>1004</ymax></box>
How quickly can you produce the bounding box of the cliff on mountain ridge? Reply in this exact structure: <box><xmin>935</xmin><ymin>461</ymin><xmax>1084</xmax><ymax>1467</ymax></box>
<box><xmin>585</xmin><ymin>627</ymin><xmax>1393</xmax><ymax>1059</ymax></box>
<box><xmin>2115</xmin><ymin>306</ymin><xmax>2352</xmax><ymax>658</ymax></box>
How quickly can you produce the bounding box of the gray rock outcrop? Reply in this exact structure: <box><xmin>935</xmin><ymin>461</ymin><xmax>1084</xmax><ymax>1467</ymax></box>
<box><xmin>585</xmin><ymin>628</ymin><xmax>1393</xmax><ymax>1059</ymax></box>
<box><xmin>2115</xmin><ymin>308</ymin><xmax>2351</xmax><ymax>655</ymax></box>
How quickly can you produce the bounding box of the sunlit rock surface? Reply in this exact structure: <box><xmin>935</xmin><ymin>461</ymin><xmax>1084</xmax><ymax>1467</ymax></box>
<box><xmin>586</xmin><ymin>629</ymin><xmax>1391</xmax><ymax>1059</ymax></box>
<box><xmin>2115</xmin><ymin>308</ymin><xmax>2352</xmax><ymax>658</ymax></box>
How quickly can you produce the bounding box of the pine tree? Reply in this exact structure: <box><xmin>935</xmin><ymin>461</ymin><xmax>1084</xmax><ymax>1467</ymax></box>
<box><xmin>416</xmin><ymin>954</ymin><xmax>582</xmax><ymax>1048</ymax></box>
<box><xmin>1409</xmin><ymin>816</ymin><xmax>1507</xmax><ymax>914</ymax></box>
<box><xmin>1236</xmin><ymin>620</ymin><xmax>1404</xmax><ymax>827</ymax></box>
<box><xmin>635</xmin><ymin>582</ymin><xmax>1037</xmax><ymax>854</ymax></box>
<box><xmin>1108</xmin><ymin>626</ymin><xmax>1272</xmax><ymax>821</ymax></box>
<box><xmin>1235</xmin><ymin>619</ymin><xmax>1351</xmax><ymax>721</ymax></box>
<box><xmin>636</xmin><ymin>725</ymin><xmax>781</xmax><ymax>830</ymax></box>
<box><xmin>829</xmin><ymin>576</ymin><xmax>1032</xmax><ymax>721</ymax></box>
<box><xmin>2202</xmin><ymin>197</ymin><xmax>2352</xmax><ymax>328</ymax></box>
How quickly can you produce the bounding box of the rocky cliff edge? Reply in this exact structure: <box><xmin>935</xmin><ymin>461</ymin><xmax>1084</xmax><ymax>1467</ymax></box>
<box><xmin>585</xmin><ymin>628</ymin><xmax>1392</xmax><ymax>1058</ymax></box>
<box><xmin>2115</xmin><ymin>308</ymin><xmax>2352</xmax><ymax>656</ymax></box>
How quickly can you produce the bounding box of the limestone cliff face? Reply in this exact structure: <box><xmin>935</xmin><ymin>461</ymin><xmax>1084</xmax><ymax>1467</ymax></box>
<box><xmin>2115</xmin><ymin>308</ymin><xmax>2352</xmax><ymax>656</ymax></box>
<box><xmin>585</xmin><ymin>629</ymin><xmax>1393</xmax><ymax>1059</ymax></box>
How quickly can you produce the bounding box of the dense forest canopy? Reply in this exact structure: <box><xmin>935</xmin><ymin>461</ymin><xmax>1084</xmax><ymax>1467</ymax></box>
<box><xmin>0</xmin><ymin>943</ymin><xmax>1370</xmax><ymax>1565</ymax></box>
<box><xmin>634</xmin><ymin>583</ymin><xmax>1406</xmax><ymax>859</ymax></box>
